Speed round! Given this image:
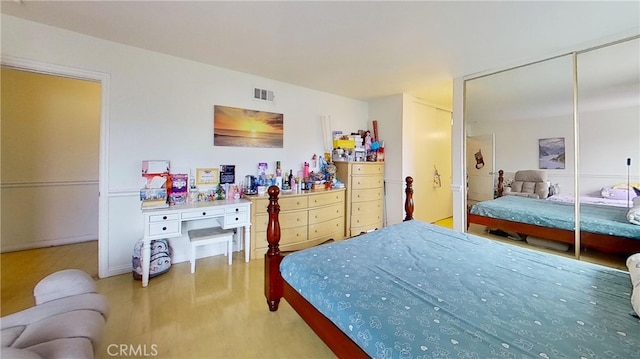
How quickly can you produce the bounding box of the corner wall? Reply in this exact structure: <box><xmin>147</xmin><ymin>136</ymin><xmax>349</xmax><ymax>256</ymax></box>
<box><xmin>1</xmin><ymin>15</ymin><xmax>370</xmax><ymax>277</ymax></box>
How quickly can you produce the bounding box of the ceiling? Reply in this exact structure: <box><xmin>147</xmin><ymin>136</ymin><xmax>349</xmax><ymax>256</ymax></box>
<box><xmin>466</xmin><ymin>37</ymin><xmax>640</xmax><ymax>123</ymax></box>
<box><xmin>2</xmin><ymin>1</ymin><xmax>639</xmax><ymax>109</ymax></box>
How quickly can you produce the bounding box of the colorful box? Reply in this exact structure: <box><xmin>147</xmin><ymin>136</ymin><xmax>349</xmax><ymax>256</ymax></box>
<box><xmin>169</xmin><ymin>174</ymin><xmax>188</xmax><ymax>205</ymax></box>
<box><xmin>140</xmin><ymin>188</ymin><xmax>167</xmax><ymax>201</ymax></box>
<box><xmin>142</xmin><ymin>160</ymin><xmax>170</xmax><ymax>175</ymax></box>
<box><xmin>333</xmin><ymin>139</ymin><xmax>355</xmax><ymax>149</ymax></box>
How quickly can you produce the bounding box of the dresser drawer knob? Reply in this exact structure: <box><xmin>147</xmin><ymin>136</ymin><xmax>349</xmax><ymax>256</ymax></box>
<box><xmin>202</xmin><ymin>212</ymin><xmax>207</xmax><ymax>216</ymax></box>
<box><xmin>163</xmin><ymin>216</ymin><xmax>168</xmax><ymax>220</ymax></box>
<box><xmin>162</xmin><ymin>226</ymin><xmax>167</xmax><ymax>231</ymax></box>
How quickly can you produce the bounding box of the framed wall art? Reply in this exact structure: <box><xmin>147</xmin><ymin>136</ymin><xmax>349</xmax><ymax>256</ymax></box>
<box><xmin>538</xmin><ymin>137</ymin><xmax>565</xmax><ymax>169</ymax></box>
<box><xmin>213</xmin><ymin>105</ymin><xmax>283</xmax><ymax>148</ymax></box>
<box><xmin>195</xmin><ymin>168</ymin><xmax>219</xmax><ymax>186</ymax></box>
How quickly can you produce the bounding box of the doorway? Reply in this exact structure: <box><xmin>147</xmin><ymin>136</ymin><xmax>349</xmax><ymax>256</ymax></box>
<box><xmin>466</xmin><ymin>134</ymin><xmax>495</xmax><ymax>204</ymax></box>
<box><xmin>0</xmin><ymin>57</ymin><xmax>109</xmax><ymax>278</ymax></box>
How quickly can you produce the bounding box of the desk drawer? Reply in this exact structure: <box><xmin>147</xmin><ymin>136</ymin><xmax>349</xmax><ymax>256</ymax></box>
<box><xmin>182</xmin><ymin>208</ymin><xmax>225</xmax><ymax>220</ymax></box>
<box><xmin>225</xmin><ymin>205</ymin><xmax>249</xmax><ymax>215</ymax></box>
<box><xmin>223</xmin><ymin>211</ymin><xmax>249</xmax><ymax>226</ymax></box>
<box><xmin>149</xmin><ymin>221</ymin><xmax>180</xmax><ymax>237</ymax></box>
<box><xmin>149</xmin><ymin>213</ymin><xmax>180</xmax><ymax>222</ymax></box>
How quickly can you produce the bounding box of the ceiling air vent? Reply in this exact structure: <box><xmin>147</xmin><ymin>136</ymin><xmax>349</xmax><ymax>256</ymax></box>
<box><xmin>253</xmin><ymin>88</ymin><xmax>275</xmax><ymax>103</ymax></box>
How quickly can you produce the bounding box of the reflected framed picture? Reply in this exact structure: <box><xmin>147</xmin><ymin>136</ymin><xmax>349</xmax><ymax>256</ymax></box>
<box><xmin>538</xmin><ymin>137</ymin><xmax>565</xmax><ymax>169</ymax></box>
<box><xmin>195</xmin><ymin>168</ymin><xmax>219</xmax><ymax>186</ymax></box>
<box><xmin>213</xmin><ymin>105</ymin><xmax>283</xmax><ymax>148</ymax></box>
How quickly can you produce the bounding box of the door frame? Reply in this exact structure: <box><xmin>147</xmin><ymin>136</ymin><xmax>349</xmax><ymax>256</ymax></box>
<box><xmin>2</xmin><ymin>55</ymin><xmax>111</xmax><ymax>278</ymax></box>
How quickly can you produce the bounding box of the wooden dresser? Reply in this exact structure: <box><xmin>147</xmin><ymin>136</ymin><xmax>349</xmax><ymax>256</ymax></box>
<box><xmin>247</xmin><ymin>189</ymin><xmax>346</xmax><ymax>260</ymax></box>
<box><xmin>335</xmin><ymin>161</ymin><xmax>385</xmax><ymax>237</ymax></box>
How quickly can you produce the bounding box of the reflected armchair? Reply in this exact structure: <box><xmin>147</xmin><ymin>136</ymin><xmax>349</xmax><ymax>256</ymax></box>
<box><xmin>502</xmin><ymin>170</ymin><xmax>548</xmax><ymax>199</ymax></box>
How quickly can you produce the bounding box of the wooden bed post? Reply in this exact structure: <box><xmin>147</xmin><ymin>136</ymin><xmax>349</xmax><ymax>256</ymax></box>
<box><xmin>264</xmin><ymin>185</ymin><xmax>283</xmax><ymax>311</ymax></box>
<box><xmin>404</xmin><ymin>176</ymin><xmax>414</xmax><ymax>221</ymax></box>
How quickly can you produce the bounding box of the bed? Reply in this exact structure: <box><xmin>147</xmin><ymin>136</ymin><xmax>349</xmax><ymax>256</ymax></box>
<box><xmin>264</xmin><ymin>177</ymin><xmax>640</xmax><ymax>358</ymax></box>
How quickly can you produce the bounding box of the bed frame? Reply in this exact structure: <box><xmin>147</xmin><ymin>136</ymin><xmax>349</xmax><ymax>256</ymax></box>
<box><xmin>467</xmin><ymin>170</ymin><xmax>640</xmax><ymax>255</ymax></box>
<box><xmin>264</xmin><ymin>176</ymin><xmax>414</xmax><ymax>358</ymax></box>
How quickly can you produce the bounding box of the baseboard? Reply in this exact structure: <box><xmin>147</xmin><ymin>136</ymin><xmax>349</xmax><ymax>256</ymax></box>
<box><xmin>1</xmin><ymin>236</ymin><xmax>97</xmax><ymax>253</ymax></box>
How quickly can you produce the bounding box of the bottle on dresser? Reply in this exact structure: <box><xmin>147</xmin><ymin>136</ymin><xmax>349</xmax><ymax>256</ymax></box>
<box><xmin>288</xmin><ymin>169</ymin><xmax>295</xmax><ymax>191</ymax></box>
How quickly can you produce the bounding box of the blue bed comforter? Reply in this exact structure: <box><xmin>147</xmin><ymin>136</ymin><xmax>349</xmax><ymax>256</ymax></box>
<box><xmin>281</xmin><ymin>221</ymin><xmax>639</xmax><ymax>359</ymax></box>
<box><xmin>470</xmin><ymin>195</ymin><xmax>640</xmax><ymax>239</ymax></box>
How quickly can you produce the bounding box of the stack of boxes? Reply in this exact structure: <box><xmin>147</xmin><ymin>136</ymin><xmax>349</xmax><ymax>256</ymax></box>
<box><xmin>140</xmin><ymin>160</ymin><xmax>170</xmax><ymax>209</ymax></box>
<box><xmin>332</xmin><ymin>133</ymin><xmax>365</xmax><ymax>162</ymax></box>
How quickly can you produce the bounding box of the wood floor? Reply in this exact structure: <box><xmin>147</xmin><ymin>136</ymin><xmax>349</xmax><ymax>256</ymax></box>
<box><xmin>1</xmin><ymin>221</ymin><xmax>627</xmax><ymax>359</ymax></box>
<box><xmin>1</xmin><ymin>242</ymin><xmax>336</xmax><ymax>359</ymax></box>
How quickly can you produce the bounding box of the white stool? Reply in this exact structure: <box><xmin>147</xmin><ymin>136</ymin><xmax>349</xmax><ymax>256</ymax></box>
<box><xmin>187</xmin><ymin>227</ymin><xmax>234</xmax><ymax>273</ymax></box>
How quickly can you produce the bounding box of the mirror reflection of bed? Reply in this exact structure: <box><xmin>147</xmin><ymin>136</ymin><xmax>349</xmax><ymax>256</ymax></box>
<box><xmin>464</xmin><ymin>36</ymin><xmax>639</xmax><ymax>267</ymax></box>
<box><xmin>468</xmin><ymin>169</ymin><xmax>640</xmax><ymax>270</ymax></box>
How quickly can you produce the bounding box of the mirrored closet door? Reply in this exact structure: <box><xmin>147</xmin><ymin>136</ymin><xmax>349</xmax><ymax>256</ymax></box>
<box><xmin>465</xmin><ymin>36</ymin><xmax>640</xmax><ymax>264</ymax></box>
<box><xmin>576</xmin><ymin>37</ymin><xmax>640</xmax><ymax>259</ymax></box>
<box><xmin>464</xmin><ymin>54</ymin><xmax>575</xmax><ymax>251</ymax></box>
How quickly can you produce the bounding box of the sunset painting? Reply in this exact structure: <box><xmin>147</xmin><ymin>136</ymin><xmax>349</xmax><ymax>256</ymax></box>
<box><xmin>213</xmin><ymin>105</ymin><xmax>283</xmax><ymax>148</ymax></box>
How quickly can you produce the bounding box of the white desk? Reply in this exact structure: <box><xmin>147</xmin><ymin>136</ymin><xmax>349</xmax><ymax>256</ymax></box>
<box><xmin>141</xmin><ymin>199</ymin><xmax>251</xmax><ymax>287</ymax></box>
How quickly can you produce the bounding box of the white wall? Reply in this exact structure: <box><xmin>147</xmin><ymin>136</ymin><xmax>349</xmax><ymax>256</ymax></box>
<box><xmin>368</xmin><ymin>95</ymin><xmax>404</xmax><ymax>225</ymax></box>
<box><xmin>370</xmin><ymin>94</ymin><xmax>453</xmax><ymax>225</ymax></box>
<box><xmin>1</xmin><ymin>15</ymin><xmax>370</xmax><ymax>277</ymax></box>
<box><xmin>466</xmin><ymin>105</ymin><xmax>640</xmax><ymax>196</ymax></box>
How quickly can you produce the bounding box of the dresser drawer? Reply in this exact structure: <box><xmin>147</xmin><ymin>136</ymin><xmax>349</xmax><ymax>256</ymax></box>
<box><xmin>352</xmin><ymin>163</ymin><xmax>384</xmax><ymax>175</ymax></box>
<box><xmin>255</xmin><ymin>225</ymin><xmax>308</xmax><ymax>248</ymax></box>
<box><xmin>149</xmin><ymin>213</ymin><xmax>180</xmax><ymax>222</ymax></box>
<box><xmin>351</xmin><ymin>215</ymin><xmax>383</xmax><ymax>232</ymax></box>
<box><xmin>149</xmin><ymin>221</ymin><xmax>180</xmax><ymax>237</ymax></box>
<box><xmin>309</xmin><ymin>191</ymin><xmax>344</xmax><ymax>207</ymax></box>
<box><xmin>352</xmin><ymin>175</ymin><xmax>384</xmax><ymax>189</ymax></box>
<box><xmin>255</xmin><ymin>210</ymin><xmax>309</xmax><ymax>230</ymax></box>
<box><xmin>351</xmin><ymin>199</ymin><xmax>383</xmax><ymax>217</ymax></box>
<box><xmin>308</xmin><ymin>203</ymin><xmax>344</xmax><ymax>225</ymax></box>
<box><xmin>352</xmin><ymin>187</ymin><xmax>383</xmax><ymax>203</ymax></box>
<box><xmin>252</xmin><ymin>199</ymin><xmax>269</xmax><ymax>214</ymax></box>
<box><xmin>279</xmin><ymin>196</ymin><xmax>308</xmax><ymax>210</ymax></box>
<box><xmin>182</xmin><ymin>208</ymin><xmax>225</xmax><ymax>220</ymax></box>
<box><xmin>350</xmin><ymin>221</ymin><xmax>383</xmax><ymax>237</ymax></box>
<box><xmin>351</xmin><ymin>200</ymin><xmax>383</xmax><ymax>228</ymax></box>
<box><xmin>308</xmin><ymin>217</ymin><xmax>344</xmax><ymax>240</ymax></box>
